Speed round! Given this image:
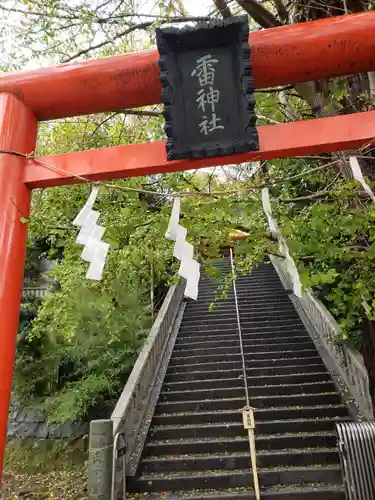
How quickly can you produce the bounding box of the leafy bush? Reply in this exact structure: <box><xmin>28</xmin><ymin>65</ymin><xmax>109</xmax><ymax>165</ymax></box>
<box><xmin>15</xmin><ymin>262</ymin><xmax>152</xmax><ymax>422</ymax></box>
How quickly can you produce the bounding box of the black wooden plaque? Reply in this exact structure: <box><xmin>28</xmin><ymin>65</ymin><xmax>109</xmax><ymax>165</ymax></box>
<box><xmin>156</xmin><ymin>15</ymin><xmax>259</xmax><ymax>161</ymax></box>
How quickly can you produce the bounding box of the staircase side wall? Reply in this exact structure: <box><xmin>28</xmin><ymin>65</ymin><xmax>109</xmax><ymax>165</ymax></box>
<box><xmin>111</xmin><ymin>280</ymin><xmax>186</xmax><ymax>476</ymax></box>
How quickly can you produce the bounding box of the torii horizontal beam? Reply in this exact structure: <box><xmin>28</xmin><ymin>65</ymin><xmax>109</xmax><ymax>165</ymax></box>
<box><xmin>25</xmin><ymin>110</ymin><xmax>375</xmax><ymax>188</ymax></box>
<box><xmin>0</xmin><ymin>11</ymin><xmax>375</xmax><ymax>120</ymax></box>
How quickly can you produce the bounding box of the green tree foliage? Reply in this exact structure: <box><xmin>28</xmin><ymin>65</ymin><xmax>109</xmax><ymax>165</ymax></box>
<box><xmin>266</xmin><ymin>159</ymin><xmax>375</xmax><ymax>345</ymax></box>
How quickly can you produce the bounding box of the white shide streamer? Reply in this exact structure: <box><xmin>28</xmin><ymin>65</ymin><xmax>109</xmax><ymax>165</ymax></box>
<box><xmin>349</xmin><ymin>157</ymin><xmax>375</xmax><ymax>314</ymax></box>
<box><xmin>166</xmin><ymin>197</ymin><xmax>200</xmax><ymax>300</ymax></box>
<box><xmin>261</xmin><ymin>188</ymin><xmax>302</xmax><ymax>298</ymax></box>
<box><xmin>165</xmin><ymin>196</ymin><xmax>181</xmax><ymax>241</ymax></box>
<box><xmin>73</xmin><ymin>187</ymin><xmax>110</xmax><ymax>280</ymax></box>
<box><xmin>262</xmin><ymin>187</ymin><xmax>279</xmax><ymax>239</ymax></box>
<box><xmin>349</xmin><ymin>157</ymin><xmax>375</xmax><ymax>202</ymax></box>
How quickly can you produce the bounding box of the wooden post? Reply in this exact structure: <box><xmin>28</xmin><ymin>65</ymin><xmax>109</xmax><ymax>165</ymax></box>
<box><xmin>0</xmin><ymin>94</ymin><xmax>37</xmax><ymax>480</ymax></box>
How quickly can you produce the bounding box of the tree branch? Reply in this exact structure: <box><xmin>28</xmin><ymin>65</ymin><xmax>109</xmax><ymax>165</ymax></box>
<box><xmin>236</xmin><ymin>0</ymin><xmax>282</xmax><ymax>28</ymax></box>
<box><xmin>182</xmin><ymin>175</ymin><xmax>203</xmax><ymax>193</ymax></box>
<box><xmin>278</xmin><ymin>189</ymin><xmax>373</xmax><ymax>203</ymax></box>
<box><xmin>255</xmin><ymin>85</ymin><xmax>293</xmax><ymax>93</ymax></box>
<box><xmin>96</xmin><ymin>0</ymin><xmax>115</xmax><ymax>11</ymax></box>
<box><xmin>121</xmin><ymin>109</ymin><xmax>162</xmax><ymax>117</ymax></box>
<box><xmin>273</xmin><ymin>0</ymin><xmax>289</xmax><ymax>22</ymax></box>
<box><xmin>61</xmin><ymin>16</ymin><xmax>213</xmax><ymax>62</ymax></box>
<box><xmin>62</xmin><ymin>22</ymin><xmax>152</xmax><ymax>62</ymax></box>
<box><xmin>0</xmin><ymin>6</ymin><xmax>79</xmax><ymax>20</ymax></box>
<box><xmin>90</xmin><ymin>112</ymin><xmax>118</xmax><ymax>137</ymax></box>
<box><xmin>257</xmin><ymin>114</ymin><xmax>282</xmax><ymax>124</ymax></box>
<box><xmin>96</xmin><ymin>14</ymin><xmax>212</xmax><ymax>24</ymax></box>
<box><xmin>213</xmin><ymin>0</ymin><xmax>233</xmax><ymax>18</ymax></box>
<box><xmin>278</xmin><ymin>190</ymin><xmax>331</xmax><ymax>203</ymax></box>
<box><xmin>279</xmin><ymin>90</ymin><xmax>298</xmax><ymax>121</ymax></box>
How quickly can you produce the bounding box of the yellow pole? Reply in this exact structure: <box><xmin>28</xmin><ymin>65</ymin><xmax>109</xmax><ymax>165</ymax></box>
<box><xmin>242</xmin><ymin>407</ymin><xmax>260</xmax><ymax>500</ymax></box>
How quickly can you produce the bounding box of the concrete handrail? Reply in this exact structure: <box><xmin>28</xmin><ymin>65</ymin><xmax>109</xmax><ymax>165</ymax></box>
<box><xmin>111</xmin><ymin>280</ymin><xmax>185</xmax><ymax>467</ymax></box>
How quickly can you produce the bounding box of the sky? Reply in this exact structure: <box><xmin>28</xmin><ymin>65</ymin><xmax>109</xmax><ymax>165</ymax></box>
<box><xmin>184</xmin><ymin>0</ymin><xmax>213</xmax><ymax>15</ymax></box>
<box><xmin>0</xmin><ymin>0</ymin><xmax>215</xmax><ymax>70</ymax></box>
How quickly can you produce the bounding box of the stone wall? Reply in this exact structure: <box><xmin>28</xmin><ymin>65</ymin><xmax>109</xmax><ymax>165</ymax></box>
<box><xmin>8</xmin><ymin>401</ymin><xmax>88</xmax><ymax>439</ymax></box>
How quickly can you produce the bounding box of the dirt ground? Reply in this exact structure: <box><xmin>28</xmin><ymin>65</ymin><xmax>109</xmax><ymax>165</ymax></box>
<box><xmin>1</xmin><ymin>439</ymin><xmax>88</xmax><ymax>499</ymax></box>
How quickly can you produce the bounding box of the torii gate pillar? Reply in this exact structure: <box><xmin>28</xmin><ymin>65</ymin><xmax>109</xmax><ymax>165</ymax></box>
<box><xmin>0</xmin><ymin>94</ymin><xmax>37</xmax><ymax>476</ymax></box>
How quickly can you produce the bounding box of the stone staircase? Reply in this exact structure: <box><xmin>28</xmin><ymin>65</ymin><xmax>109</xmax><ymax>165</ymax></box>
<box><xmin>128</xmin><ymin>258</ymin><xmax>350</xmax><ymax>499</ymax></box>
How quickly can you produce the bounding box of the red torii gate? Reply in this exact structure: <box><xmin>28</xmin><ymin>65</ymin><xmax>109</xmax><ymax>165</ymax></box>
<box><xmin>1</xmin><ymin>10</ymin><xmax>375</xmax><ymax>479</ymax></box>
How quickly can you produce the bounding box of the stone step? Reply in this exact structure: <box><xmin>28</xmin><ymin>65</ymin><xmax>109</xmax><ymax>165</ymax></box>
<box><xmin>149</xmin><ymin>417</ymin><xmax>349</xmax><ymax>440</ymax></box>
<box><xmin>135</xmin><ymin>466</ymin><xmax>343</xmax><ymax>493</ymax></box>
<box><xmin>197</xmin><ymin>282</ymin><xmax>284</xmax><ymax>292</ymax></box>
<box><xmin>164</xmin><ymin>372</ymin><xmax>331</xmax><ymax>390</ymax></box>
<box><xmin>142</xmin><ymin>448</ymin><xmax>341</xmax><ymax>473</ymax></box>
<box><xmin>175</xmin><ymin>330</ymin><xmax>310</xmax><ymax>343</ymax></box>
<box><xmin>192</xmin><ymin>295</ymin><xmax>292</xmax><ymax>307</ymax></box>
<box><xmin>156</xmin><ymin>393</ymin><xmax>342</xmax><ymax>413</ymax></box>
<box><xmin>196</xmin><ymin>285</ymin><xmax>286</xmax><ymax>297</ymax></box>
<box><xmin>168</xmin><ymin>349</ymin><xmax>318</xmax><ymax>366</ymax></box>
<box><xmin>196</xmin><ymin>291</ymin><xmax>290</xmax><ymax>301</ymax></box>
<box><xmin>152</xmin><ymin>405</ymin><xmax>348</xmax><ymax>426</ymax></box>
<box><xmin>160</xmin><ymin>382</ymin><xmax>336</xmax><ymax>403</ymax></box>
<box><xmin>184</xmin><ymin>299</ymin><xmax>292</xmax><ymax>314</ymax></box>
<box><xmin>174</xmin><ymin>335</ymin><xmax>311</xmax><ymax>349</ymax></box>
<box><xmin>181</xmin><ymin>312</ymin><xmax>301</xmax><ymax>326</ymax></box>
<box><xmin>182</xmin><ymin>309</ymin><xmax>294</xmax><ymax>320</ymax></box>
<box><xmin>166</xmin><ymin>363</ymin><xmax>326</xmax><ymax>380</ymax></box>
<box><xmin>144</xmin><ymin>432</ymin><xmax>339</xmax><ymax>457</ymax></box>
<box><xmin>126</xmin><ymin>485</ymin><xmax>345</xmax><ymax>499</ymax></box>
<box><xmin>172</xmin><ymin>342</ymin><xmax>316</xmax><ymax>357</ymax></box>
<box><xmin>180</xmin><ymin>316</ymin><xmax>303</xmax><ymax>329</ymax></box>
<box><xmin>167</xmin><ymin>357</ymin><xmax>324</xmax><ymax>373</ymax></box>
<box><xmin>198</xmin><ymin>277</ymin><xmax>284</xmax><ymax>286</ymax></box>
<box><xmin>178</xmin><ymin>324</ymin><xmax>306</xmax><ymax>336</ymax></box>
